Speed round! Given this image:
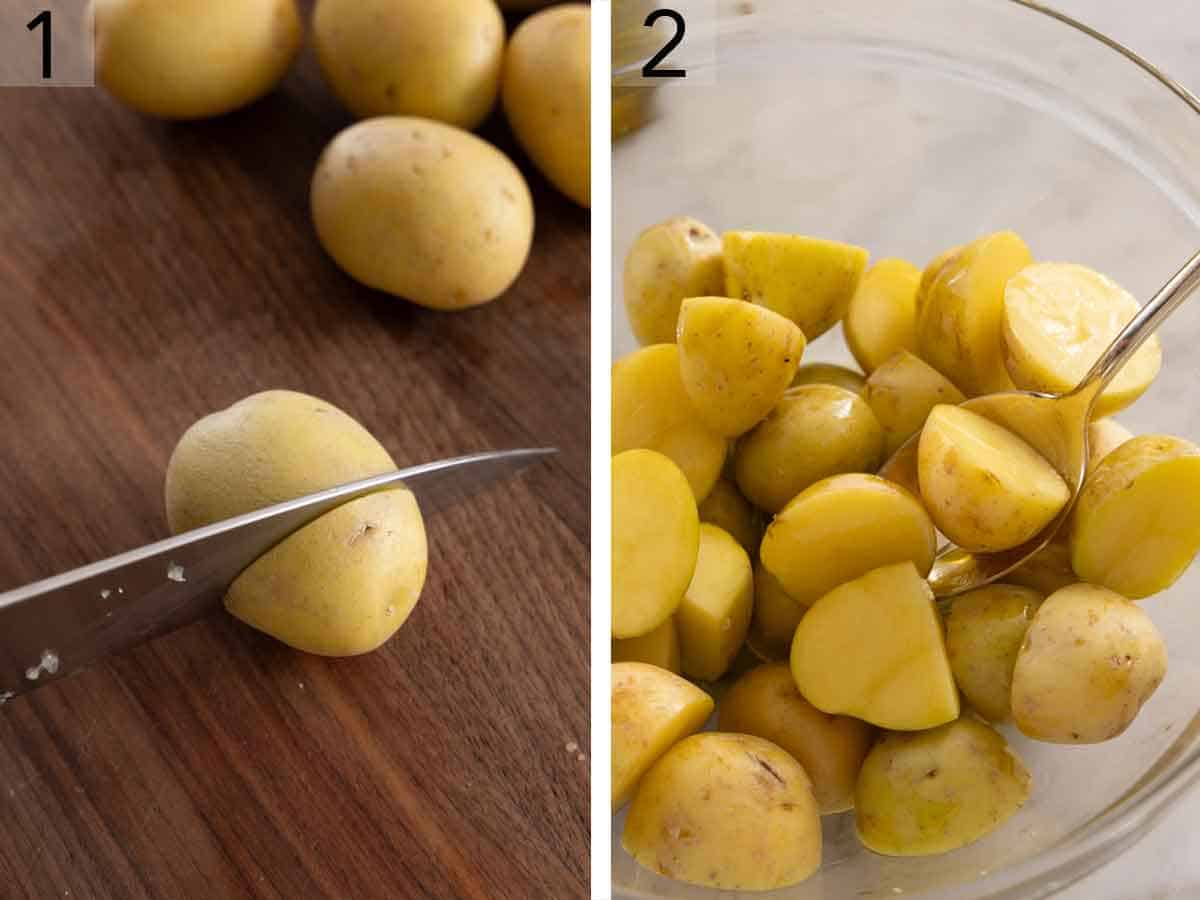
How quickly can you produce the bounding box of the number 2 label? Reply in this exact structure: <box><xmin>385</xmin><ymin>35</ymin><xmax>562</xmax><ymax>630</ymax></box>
<box><xmin>642</xmin><ymin>9</ymin><xmax>686</xmax><ymax>79</ymax></box>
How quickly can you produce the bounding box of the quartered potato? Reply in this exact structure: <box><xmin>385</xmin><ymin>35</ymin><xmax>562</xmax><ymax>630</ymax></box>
<box><xmin>613</xmin><ymin>618</ymin><xmax>681</xmax><ymax>674</ymax></box>
<box><xmin>918</xmin><ymin>404</ymin><xmax>1069</xmax><ymax>552</ymax></box>
<box><xmin>844</xmin><ymin>258</ymin><xmax>921</xmax><ymax>374</ymax></box>
<box><xmin>790</xmin><ymin>362</ymin><xmax>867</xmax><ymax>394</ymax></box>
<box><xmin>746</xmin><ymin>561</ymin><xmax>805</xmax><ymax>660</ymax></box>
<box><xmin>697</xmin><ymin>478</ymin><xmax>764</xmax><ymax>559</ymax></box>
<box><xmin>791</xmin><ymin>562</ymin><xmax>959</xmax><ymax>731</ymax></box>
<box><xmin>864</xmin><ymin>350</ymin><xmax>966</xmax><ymax>456</ymax></box>
<box><xmin>623</xmin><ymin>217</ymin><xmax>725</xmax><ymax>346</ymax></box>
<box><xmin>723</xmin><ymin>231</ymin><xmax>869</xmax><ymax>340</ymax></box>
<box><xmin>677</xmin><ymin>296</ymin><xmax>807</xmax><ymax>436</ymax></box>
<box><xmin>1003</xmin><ymin>263</ymin><xmax>1161</xmax><ymax>418</ymax></box>
<box><xmin>612</xmin><ymin>344</ymin><xmax>727</xmax><ymax>501</ymax></box>
<box><xmin>612</xmin><ymin>450</ymin><xmax>699</xmax><ymax>639</ymax></box>
<box><xmin>676</xmin><ymin>525</ymin><xmax>754</xmax><ymax>682</ymax></box>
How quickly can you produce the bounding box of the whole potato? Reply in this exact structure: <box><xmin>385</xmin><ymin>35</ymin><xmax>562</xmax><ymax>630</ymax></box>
<box><xmin>1007</xmin><ymin>536</ymin><xmax>1077</xmax><ymax>595</ymax></box>
<box><xmin>94</xmin><ymin>0</ymin><xmax>302</xmax><ymax>120</ymax></box>
<box><xmin>747</xmin><ymin>561</ymin><xmax>805</xmax><ymax>659</ymax></box>
<box><xmin>313</xmin><ymin>0</ymin><xmax>505</xmax><ymax>129</ymax></box>
<box><xmin>311</xmin><ymin>117</ymin><xmax>534</xmax><ymax>310</ymax></box>
<box><xmin>503</xmin><ymin>5</ymin><xmax>591</xmax><ymax>206</ymax></box>
<box><xmin>623</xmin><ymin>217</ymin><xmax>725</xmax><ymax>346</ymax></box>
<box><xmin>790</xmin><ymin>362</ymin><xmax>866</xmax><ymax>394</ymax></box>
<box><xmin>697</xmin><ymin>478</ymin><xmax>764</xmax><ymax>559</ymax></box>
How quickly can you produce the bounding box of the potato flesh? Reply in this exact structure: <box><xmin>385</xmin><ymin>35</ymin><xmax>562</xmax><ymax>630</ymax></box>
<box><xmin>791</xmin><ymin>562</ymin><xmax>959</xmax><ymax>730</ymax></box>
<box><xmin>613</xmin><ymin>618</ymin><xmax>681</xmax><ymax>674</ymax></box>
<box><xmin>1003</xmin><ymin>262</ymin><xmax>1161</xmax><ymax>418</ymax></box>
<box><xmin>612</xmin><ymin>345</ymin><xmax>726</xmax><ymax>501</ymax></box>
<box><xmin>623</xmin><ymin>217</ymin><xmax>724</xmax><ymax>346</ymax></box>
<box><xmin>918</xmin><ymin>404</ymin><xmax>1069</xmax><ymax>552</ymax></box>
<box><xmin>1088</xmin><ymin>418</ymin><xmax>1134</xmax><ymax>466</ymax></box>
<box><xmin>612</xmin><ymin>450</ymin><xmax>699</xmax><ymax>638</ymax></box>
<box><xmin>761</xmin><ymin>474</ymin><xmax>936</xmax><ymax>606</ymax></box>
<box><xmin>611</xmin><ymin>662</ymin><xmax>713</xmax><ymax>810</ymax></box>
<box><xmin>845</xmin><ymin>258</ymin><xmax>921</xmax><ymax>374</ymax></box>
<box><xmin>1011</xmin><ymin>584</ymin><xmax>1167</xmax><ymax>743</ymax></box>
<box><xmin>1070</xmin><ymin>435</ymin><xmax>1200</xmax><ymax>597</ymax></box>
<box><xmin>790</xmin><ymin>362</ymin><xmax>866</xmax><ymax>394</ymax></box>
<box><xmin>723</xmin><ymin>231</ymin><xmax>869</xmax><ymax>340</ymax></box>
<box><xmin>697</xmin><ymin>478</ymin><xmax>763</xmax><ymax>559</ymax></box>
<box><xmin>747</xmin><ymin>561</ymin><xmax>806</xmax><ymax>660</ymax></box>
<box><xmin>864</xmin><ymin>350</ymin><xmax>966</xmax><ymax>457</ymax></box>
<box><xmin>676</xmin><ymin>525</ymin><xmax>754</xmax><ymax>681</ymax></box>
<box><xmin>623</xmin><ymin>733</ymin><xmax>821</xmax><ymax>891</ymax></box>
<box><xmin>677</xmin><ymin>296</ymin><xmax>807</xmax><ymax>436</ymax></box>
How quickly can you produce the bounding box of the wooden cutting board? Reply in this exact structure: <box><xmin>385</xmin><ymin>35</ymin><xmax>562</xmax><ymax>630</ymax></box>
<box><xmin>0</xmin><ymin>9</ymin><xmax>590</xmax><ymax>899</ymax></box>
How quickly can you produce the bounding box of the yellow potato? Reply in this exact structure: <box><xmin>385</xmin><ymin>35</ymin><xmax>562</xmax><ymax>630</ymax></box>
<box><xmin>747</xmin><ymin>561</ymin><xmax>805</xmax><ymax>659</ymax></box>
<box><xmin>1012</xmin><ymin>583</ymin><xmax>1167</xmax><ymax>743</ymax></box>
<box><xmin>913</xmin><ymin>244</ymin><xmax>962</xmax><ymax>320</ymax></box>
<box><xmin>94</xmin><ymin>0</ymin><xmax>302</xmax><ymax>120</ymax></box>
<box><xmin>790</xmin><ymin>362</ymin><xmax>867</xmax><ymax>394</ymax></box>
<box><xmin>623</xmin><ymin>217</ymin><xmax>724</xmax><ymax>346</ymax></box>
<box><xmin>697</xmin><ymin>478</ymin><xmax>764</xmax><ymax>559</ymax></box>
<box><xmin>1069</xmin><ymin>435</ymin><xmax>1200</xmax><ymax>598</ymax></box>
<box><xmin>497</xmin><ymin>0</ymin><xmax>553</xmax><ymax>8</ymax></box>
<box><xmin>677</xmin><ymin>297</ymin><xmax>807</xmax><ymax>436</ymax></box>
<box><xmin>918</xmin><ymin>404</ymin><xmax>1069</xmax><ymax>552</ymax></box>
<box><xmin>916</xmin><ymin>231</ymin><xmax>1032</xmax><ymax>396</ymax></box>
<box><xmin>613</xmin><ymin>618</ymin><xmax>681</xmax><ymax>674</ymax></box>
<box><xmin>612</xmin><ymin>450</ymin><xmax>699</xmax><ymax>638</ymax></box>
<box><xmin>311</xmin><ymin>117</ymin><xmax>533</xmax><ymax>310</ymax></box>
<box><xmin>855</xmin><ymin>718</ymin><xmax>1030</xmax><ymax>856</ymax></box>
<box><xmin>612</xmin><ymin>344</ymin><xmax>727</xmax><ymax>501</ymax></box>
<box><xmin>720</xmin><ymin>663</ymin><xmax>873</xmax><ymax>814</ymax></box>
<box><xmin>1089</xmin><ymin>418</ymin><xmax>1135</xmax><ymax>466</ymax></box>
<box><xmin>791</xmin><ymin>562</ymin><xmax>959</xmax><ymax>730</ymax></box>
<box><xmin>761</xmin><ymin>474</ymin><xmax>936</xmax><ymax>606</ymax></box>
<box><xmin>612</xmin><ymin>88</ymin><xmax>652</xmax><ymax>140</ymax></box>
<box><xmin>734</xmin><ymin>385</ymin><xmax>884</xmax><ymax>514</ymax></box>
<box><xmin>612</xmin><ymin>662</ymin><xmax>713</xmax><ymax>811</ymax></box>
<box><xmin>503</xmin><ymin>4</ymin><xmax>591</xmax><ymax>206</ymax></box>
<box><xmin>944</xmin><ymin>584</ymin><xmax>1043</xmax><ymax>722</ymax></box>
<box><xmin>623</xmin><ymin>732</ymin><xmax>821</xmax><ymax>891</ymax></box>
<box><xmin>723</xmin><ymin>232</ymin><xmax>869</xmax><ymax>340</ymax></box>
<box><xmin>863</xmin><ymin>350</ymin><xmax>966</xmax><ymax>456</ymax></box>
<box><xmin>677</xmin><ymin>525</ymin><xmax>754</xmax><ymax>682</ymax></box>
<box><xmin>312</xmin><ymin>0</ymin><xmax>503</xmax><ymax>128</ymax></box>
<box><xmin>845</xmin><ymin>258</ymin><xmax>921</xmax><ymax>374</ymax></box>
<box><xmin>1003</xmin><ymin>263</ymin><xmax>1161</xmax><ymax>418</ymax></box>
<box><xmin>1006</xmin><ymin>536</ymin><xmax>1077</xmax><ymax>595</ymax></box>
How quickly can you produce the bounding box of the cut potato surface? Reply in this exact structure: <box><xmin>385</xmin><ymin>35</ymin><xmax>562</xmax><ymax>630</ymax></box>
<box><xmin>612</xmin><ymin>344</ymin><xmax>727</xmax><ymax>501</ymax></box>
<box><xmin>1088</xmin><ymin>418</ymin><xmax>1134</xmax><ymax>466</ymax></box>
<box><xmin>1003</xmin><ymin>262</ymin><xmax>1161</xmax><ymax>418</ymax></box>
<box><xmin>918</xmin><ymin>404</ymin><xmax>1069</xmax><ymax>552</ymax></box>
<box><xmin>723</xmin><ymin>231</ymin><xmax>868</xmax><ymax>340</ymax></box>
<box><xmin>864</xmin><ymin>350</ymin><xmax>966</xmax><ymax>457</ymax></box>
<box><xmin>612</xmin><ymin>662</ymin><xmax>713</xmax><ymax>810</ymax></box>
<box><xmin>791</xmin><ymin>562</ymin><xmax>959</xmax><ymax>730</ymax></box>
<box><xmin>791</xmin><ymin>362</ymin><xmax>866</xmax><ymax>394</ymax></box>
<box><xmin>613</xmin><ymin>618</ymin><xmax>681</xmax><ymax>674</ymax></box>
<box><xmin>612</xmin><ymin>450</ymin><xmax>699</xmax><ymax>638</ymax></box>
<box><xmin>697</xmin><ymin>478</ymin><xmax>763</xmax><ymax>558</ymax></box>
<box><xmin>623</xmin><ymin>217</ymin><xmax>725</xmax><ymax>346</ymax></box>
<box><xmin>677</xmin><ymin>296</ymin><xmax>807</xmax><ymax>436</ymax></box>
<box><xmin>623</xmin><ymin>733</ymin><xmax>821</xmax><ymax>891</ymax></box>
<box><xmin>845</xmin><ymin>258</ymin><xmax>921</xmax><ymax>374</ymax></box>
<box><xmin>676</xmin><ymin>525</ymin><xmax>754</xmax><ymax>681</ymax></box>
<box><xmin>747</xmin><ymin>561</ymin><xmax>806</xmax><ymax>660</ymax></box>
<box><xmin>761</xmin><ymin>474</ymin><xmax>936</xmax><ymax>606</ymax></box>
<box><xmin>1070</xmin><ymin>435</ymin><xmax>1200</xmax><ymax>598</ymax></box>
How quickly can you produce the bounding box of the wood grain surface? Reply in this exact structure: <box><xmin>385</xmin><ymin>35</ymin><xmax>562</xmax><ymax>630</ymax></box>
<box><xmin>0</xmin><ymin>7</ymin><xmax>590</xmax><ymax>899</ymax></box>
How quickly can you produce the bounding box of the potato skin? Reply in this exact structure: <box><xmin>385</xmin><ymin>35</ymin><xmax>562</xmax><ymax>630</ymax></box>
<box><xmin>312</xmin><ymin>117</ymin><xmax>533</xmax><ymax>310</ymax></box>
<box><xmin>790</xmin><ymin>363</ymin><xmax>866</xmax><ymax>394</ymax></box>
<box><xmin>747</xmin><ymin>561</ymin><xmax>805</xmax><ymax>659</ymax></box>
<box><xmin>697</xmin><ymin>478</ymin><xmax>764</xmax><ymax>559</ymax></box>
<box><xmin>863</xmin><ymin>350</ymin><xmax>965</xmax><ymax>456</ymax></box>
<box><xmin>676</xmin><ymin>525</ymin><xmax>753</xmax><ymax>682</ymax></box>
<box><xmin>94</xmin><ymin>0</ymin><xmax>302</xmax><ymax>120</ymax></box>
<box><xmin>844</xmin><ymin>258</ymin><xmax>921</xmax><ymax>374</ymax></box>
<box><xmin>623</xmin><ymin>217</ymin><xmax>724</xmax><ymax>346</ymax></box>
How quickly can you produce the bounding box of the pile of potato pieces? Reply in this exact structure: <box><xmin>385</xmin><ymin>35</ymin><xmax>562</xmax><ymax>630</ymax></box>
<box><xmin>612</xmin><ymin>219</ymin><xmax>1200</xmax><ymax>890</ymax></box>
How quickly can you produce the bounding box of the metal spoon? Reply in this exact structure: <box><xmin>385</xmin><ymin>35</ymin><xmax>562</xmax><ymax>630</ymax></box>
<box><xmin>879</xmin><ymin>248</ymin><xmax>1200</xmax><ymax>598</ymax></box>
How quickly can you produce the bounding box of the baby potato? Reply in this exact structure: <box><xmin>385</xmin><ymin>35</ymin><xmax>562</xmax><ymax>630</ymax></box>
<box><xmin>790</xmin><ymin>362</ymin><xmax>867</xmax><ymax>394</ymax></box>
<box><xmin>623</xmin><ymin>217</ymin><xmax>725</xmax><ymax>346</ymax></box>
<box><xmin>760</xmin><ymin>474</ymin><xmax>936</xmax><ymax>606</ymax></box>
<box><xmin>914</xmin><ymin>244</ymin><xmax>963</xmax><ymax>320</ymax></box>
<box><xmin>1003</xmin><ymin>263</ymin><xmax>1161</xmax><ymax>418</ymax></box>
<box><xmin>918</xmin><ymin>404</ymin><xmax>1069</xmax><ymax>552</ymax></box>
<box><xmin>855</xmin><ymin>718</ymin><xmax>1031</xmax><ymax>856</ymax></box>
<box><xmin>312</xmin><ymin>0</ymin><xmax>504</xmax><ymax>129</ymax></box>
<box><xmin>723</xmin><ymin>231</ymin><xmax>869</xmax><ymax>340</ymax></box>
<box><xmin>916</xmin><ymin>231</ymin><xmax>1032</xmax><ymax>396</ymax></box>
<box><xmin>94</xmin><ymin>0</ymin><xmax>302</xmax><ymax>120</ymax></box>
<box><xmin>503</xmin><ymin>4</ymin><xmax>591</xmax><ymax>206</ymax></box>
<box><xmin>697</xmin><ymin>478</ymin><xmax>764</xmax><ymax>559</ymax></box>
<box><xmin>791</xmin><ymin>562</ymin><xmax>959</xmax><ymax>731</ymax></box>
<box><xmin>944</xmin><ymin>584</ymin><xmax>1043</xmax><ymax>722</ymax></box>
<box><xmin>1070</xmin><ymin>435</ymin><xmax>1200</xmax><ymax>598</ymax></box>
<box><xmin>612</xmin><ymin>344</ymin><xmax>727</xmax><ymax>501</ymax></box>
<box><xmin>1006</xmin><ymin>537</ymin><xmax>1077</xmax><ymax>595</ymax></box>
<box><xmin>612</xmin><ymin>450</ymin><xmax>699</xmax><ymax>639</ymax></box>
<box><xmin>676</xmin><ymin>525</ymin><xmax>754</xmax><ymax>682</ymax></box>
<box><xmin>677</xmin><ymin>297</ymin><xmax>807</xmax><ymax>437</ymax></box>
<box><xmin>720</xmin><ymin>663</ymin><xmax>874</xmax><ymax>814</ymax></box>
<box><xmin>497</xmin><ymin>0</ymin><xmax>553</xmax><ymax>8</ymax></box>
<box><xmin>734</xmin><ymin>384</ymin><xmax>884</xmax><ymax>514</ymax></box>
<box><xmin>844</xmin><ymin>258</ymin><xmax>921</xmax><ymax>374</ymax></box>
<box><xmin>311</xmin><ymin>117</ymin><xmax>533</xmax><ymax>310</ymax></box>
<box><xmin>747</xmin><ymin>561</ymin><xmax>806</xmax><ymax>660</ymax></box>
<box><xmin>1012</xmin><ymin>584</ymin><xmax>1167</xmax><ymax>743</ymax></box>
<box><xmin>612</xmin><ymin>662</ymin><xmax>713</xmax><ymax>811</ymax></box>
<box><xmin>623</xmin><ymin>733</ymin><xmax>821</xmax><ymax>891</ymax></box>
<box><xmin>864</xmin><ymin>350</ymin><xmax>966</xmax><ymax>456</ymax></box>
<box><xmin>1089</xmin><ymin>418</ymin><xmax>1135</xmax><ymax>466</ymax></box>
<box><xmin>613</xmin><ymin>618</ymin><xmax>681</xmax><ymax>674</ymax></box>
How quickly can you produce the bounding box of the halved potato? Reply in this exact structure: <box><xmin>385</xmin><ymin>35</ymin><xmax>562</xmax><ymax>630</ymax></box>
<box><xmin>697</xmin><ymin>477</ymin><xmax>764</xmax><ymax>559</ymax></box>
<box><xmin>746</xmin><ymin>561</ymin><xmax>806</xmax><ymax>660</ymax></box>
<box><xmin>623</xmin><ymin>217</ymin><xmax>725</xmax><ymax>345</ymax></box>
<box><xmin>676</xmin><ymin>524</ymin><xmax>754</xmax><ymax>681</ymax></box>
<box><xmin>864</xmin><ymin>350</ymin><xmax>966</xmax><ymax>456</ymax></box>
<box><xmin>845</xmin><ymin>258</ymin><xmax>921</xmax><ymax>374</ymax></box>
<box><xmin>790</xmin><ymin>362</ymin><xmax>866</xmax><ymax>395</ymax></box>
<box><xmin>613</xmin><ymin>618</ymin><xmax>681</xmax><ymax>673</ymax></box>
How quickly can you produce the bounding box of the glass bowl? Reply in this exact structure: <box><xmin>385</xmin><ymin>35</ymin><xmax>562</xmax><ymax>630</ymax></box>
<box><xmin>611</xmin><ymin>1</ymin><xmax>1200</xmax><ymax>897</ymax></box>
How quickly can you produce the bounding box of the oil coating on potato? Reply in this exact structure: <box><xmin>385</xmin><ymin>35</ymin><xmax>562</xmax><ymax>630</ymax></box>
<box><xmin>677</xmin><ymin>297</ymin><xmax>807</xmax><ymax>437</ymax></box>
<box><xmin>855</xmin><ymin>718</ymin><xmax>1030</xmax><ymax>856</ymax></box>
<box><xmin>676</xmin><ymin>525</ymin><xmax>754</xmax><ymax>682</ymax></box>
<box><xmin>1069</xmin><ymin>435</ymin><xmax>1200</xmax><ymax>598</ymax></box>
<box><xmin>1011</xmin><ymin>584</ymin><xmax>1167</xmax><ymax>743</ymax></box>
<box><xmin>623</xmin><ymin>217</ymin><xmax>725</xmax><ymax>346</ymax></box>
<box><xmin>746</xmin><ymin>561</ymin><xmax>805</xmax><ymax>660</ymax></box>
<box><xmin>864</xmin><ymin>350</ymin><xmax>965</xmax><ymax>456</ymax></box>
<box><xmin>613</xmin><ymin>618</ymin><xmax>681</xmax><ymax>674</ymax></box>
<box><xmin>790</xmin><ymin>362</ymin><xmax>867</xmax><ymax>394</ymax></box>
<box><xmin>611</xmin><ymin>662</ymin><xmax>713</xmax><ymax>811</ymax></box>
<box><xmin>720</xmin><ymin>663</ymin><xmax>873</xmax><ymax>814</ymax></box>
<box><xmin>623</xmin><ymin>732</ymin><xmax>821</xmax><ymax>891</ymax></box>
<box><xmin>844</xmin><ymin>258</ymin><xmax>921</xmax><ymax>374</ymax></box>
<box><xmin>697</xmin><ymin>478</ymin><xmax>764</xmax><ymax>559</ymax></box>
